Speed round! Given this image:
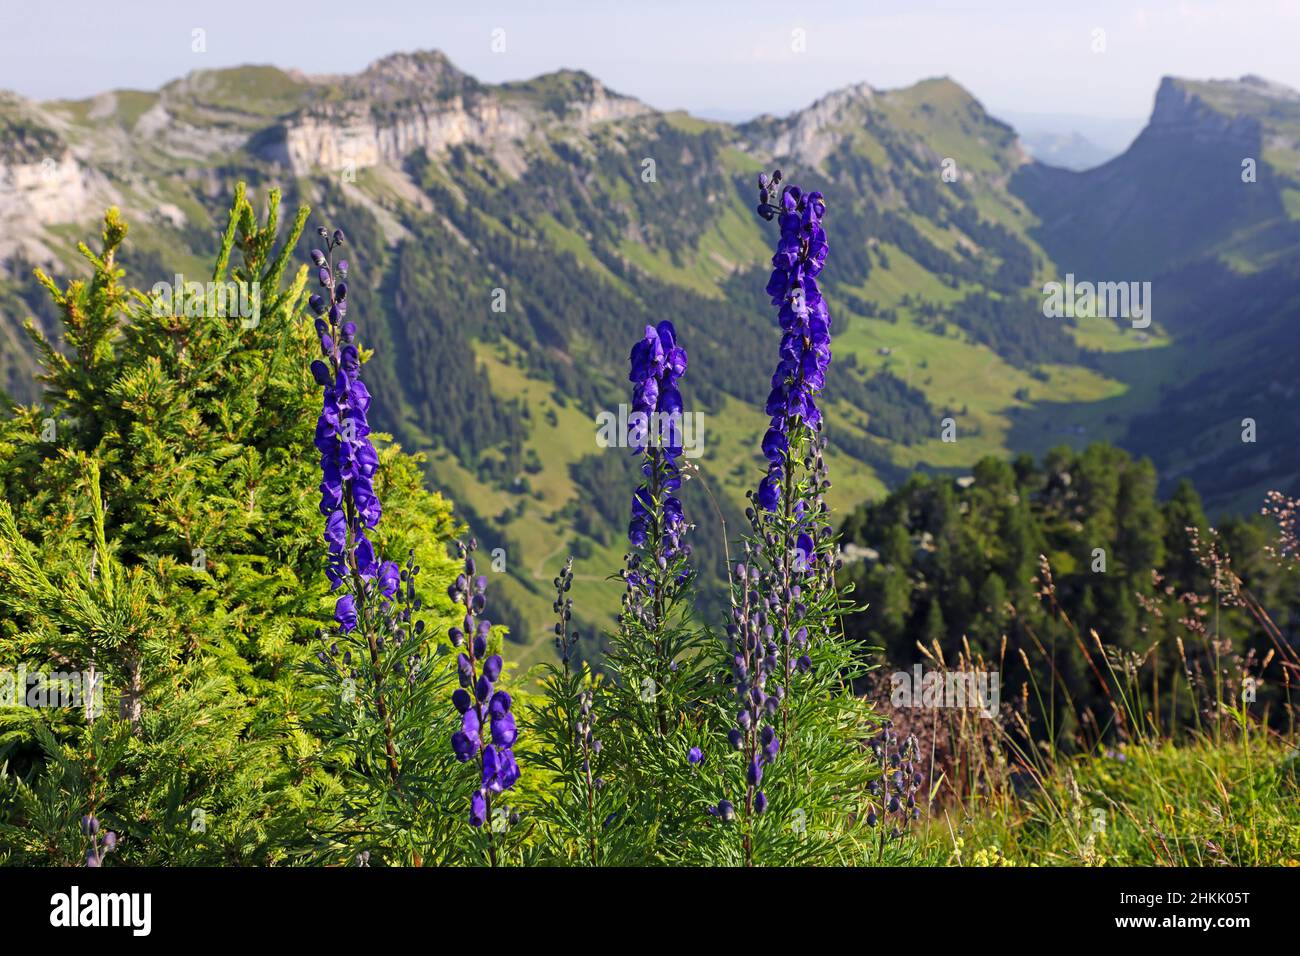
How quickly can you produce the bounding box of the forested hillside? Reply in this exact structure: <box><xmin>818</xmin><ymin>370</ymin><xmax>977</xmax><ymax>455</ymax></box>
<box><xmin>839</xmin><ymin>445</ymin><xmax>1300</xmax><ymax>744</ymax></box>
<box><xmin>1</xmin><ymin>53</ymin><xmax>1298</xmax><ymax>662</ymax></box>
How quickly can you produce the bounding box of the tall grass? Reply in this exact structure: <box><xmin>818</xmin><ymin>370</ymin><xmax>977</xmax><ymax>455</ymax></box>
<box><xmin>862</xmin><ymin>519</ymin><xmax>1300</xmax><ymax>866</ymax></box>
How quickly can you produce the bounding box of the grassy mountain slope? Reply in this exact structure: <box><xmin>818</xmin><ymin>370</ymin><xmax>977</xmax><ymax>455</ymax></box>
<box><xmin>1009</xmin><ymin>75</ymin><xmax>1300</xmax><ymax>512</ymax></box>
<box><xmin>0</xmin><ymin>54</ymin><xmax>1294</xmax><ymax>662</ymax></box>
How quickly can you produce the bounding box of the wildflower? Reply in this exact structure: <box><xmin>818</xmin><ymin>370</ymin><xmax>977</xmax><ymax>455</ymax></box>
<box><xmin>625</xmin><ymin>321</ymin><xmax>690</xmax><ymax>560</ymax></box>
<box><xmin>81</xmin><ymin>814</ymin><xmax>118</xmax><ymax>867</ymax></box>
<box><xmin>469</xmin><ymin>791</ymin><xmax>488</xmax><ymax>828</ymax></box>
<box><xmin>378</xmin><ymin>561</ymin><xmax>401</xmax><ymax>598</ymax></box>
<box><xmin>446</xmin><ymin>540</ymin><xmax>520</xmax><ymax>836</ymax></box>
<box><xmin>452</xmin><ymin>709</ymin><xmax>480</xmax><ymax>762</ymax></box>
<box><xmin>711</xmin><ymin>800</ymin><xmax>736</xmax><ymax>823</ymax></box>
<box><xmin>869</xmin><ymin>730</ymin><xmax>925</xmax><ymax>837</ymax></box>
<box><xmin>754</xmin><ymin>172</ymin><xmax>831</xmax><ymax>513</ymax></box>
<box><xmin>1262</xmin><ymin>490</ymin><xmax>1299</xmax><ymax>566</ymax></box>
<box><xmin>491</xmin><ymin>709</ymin><xmax>518</xmax><ymax>747</ymax></box>
<box><xmin>309</xmin><ymin>228</ymin><xmax>385</xmax><ymax>630</ymax></box>
<box><xmin>721</xmin><ymin>558</ymin><xmax>783</xmax><ymax>837</ymax></box>
<box><xmin>617</xmin><ymin>320</ymin><xmax>696</xmax><ymax>739</ymax></box>
<box><xmin>713</xmin><ymin>175</ymin><xmax>842</xmax><ymax>865</ymax></box>
<box><xmin>552</xmin><ymin>557</ymin><xmax>579</xmax><ymax>668</ymax></box>
<box><xmin>334</xmin><ymin>593</ymin><xmax>357</xmax><ymax>632</ymax></box>
<box><xmin>688</xmin><ymin>746</ymin><xmax>704</xmax><ymax>765</ymax></box>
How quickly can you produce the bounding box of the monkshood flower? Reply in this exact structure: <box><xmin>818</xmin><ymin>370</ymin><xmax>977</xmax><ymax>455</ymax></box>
<box><xmin>712</xmin><ymin>176</ymin><xmax>840</xmax><ymax>861</ymax></box>
<box><xmin>715</xmin><ymin>555</ymin><xmax>781</xmax><ymax>829</ymax></box>
<box><xmin>748</xmin><ymin>175</ymin><xmax>840</xmax><ymax>691</ymax></box>
<box><xmin>81</xmin><ymin>813</ymin><xmax>118</xmax><ymax>867</ymax></box>
<box><xmin>448</xmin><ymin>539</ymin><xmax>520</xmax><ymax>841</ymax></box>
<box><xmin>621</xmin><ymin>321</ymin><xmax>693</xmax><ymax>632</ymax></box>
<box><xmin>754</xmin><ymin>171</ymin><xmax>831</xmax><ymax>514</ymax></box>
<box><xmin>307</xmin><ymin>227</ymin><xmax>399</xmax><ymax>632</ymax></box>
<box><xmin>307</xmin><ymin>228</ymin><xmax>413</xmax><ymax>794</ymax></box>
<box><xmin>866</xmin><ymin>724</ymin><xmax>924</xmax><ymax>839</ymax></box>
<box><xmin>552</xmin><ymin>557</ymin><xmax>579</xmax><ymax>670</ymax></box>
<box><xmin>626</xmin><ymin>321</ymin><xmax>689</xmax><ymax>552</ymax></box>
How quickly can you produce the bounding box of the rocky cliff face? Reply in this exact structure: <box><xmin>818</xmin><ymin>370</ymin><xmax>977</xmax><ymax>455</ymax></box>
<box><xmin>743</xmin><ymin>82</ymin><xmax>876</xmax><ymax>168</ymax></box>
<box><xmin>1011</xmin><ymin>74</ymin><xmax>1300</xmax><ymax>280</ymax></box>
<box><xmin>265</xmin><ymin>53</ymin><xmax>650</xmax><ymax>176</ymax></box>
<box><xmin>0</xmin><ymin>50</ymin><xmax>658</xmax><ymax>268</ymax></box>
<box><xmin>271</xmin><ymin>98</ymin><xmax>530</xmax><ymax>174</ymax></box>
<box><xmin>0</xmin><ymin>153</ymin><xmax>107</xmax><ymax>226</ymax></box>
<box><xmin>1145</xmin><ymin>76</ymin><xmax>1262</xmax><ymax>146</ymax></box>
<box><xmin>0</xmin><ymin>109</ymin><xmax>117</xmax><ymax>265</ymax></box>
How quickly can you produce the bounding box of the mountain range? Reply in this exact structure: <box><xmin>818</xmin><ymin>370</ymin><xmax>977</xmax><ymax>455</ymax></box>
<box><xmin>1</xmin><ymin>51</ymin><xmax>1296</xmax><ymax>663</ymax></box>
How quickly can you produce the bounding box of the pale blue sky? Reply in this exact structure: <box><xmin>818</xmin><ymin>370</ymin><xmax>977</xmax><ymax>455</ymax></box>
<box><xmin>6</xmin><ymin>0</ymin><xmax>1298</xmax><ymax>122</ymax></box>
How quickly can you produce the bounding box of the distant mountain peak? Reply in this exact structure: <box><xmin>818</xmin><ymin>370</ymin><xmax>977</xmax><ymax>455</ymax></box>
<box><xmin>348</xmin><ymin>49</ymin><xmax>482</xmax><ymax>102</ymax></box>
<box><xmin>1162</xmin><ymin>73</ymin><xmax>1300</xmax><ymax>102</ymax></box>
<box><xmin>739</xmin><ymin>81</ymin><xmax>876</xmax><ymax>167</ymax></box>
<box><xmin>1013</xmin><ymin>71</ymin><xmax>1300</xmax><ymax>282</ymax></box>
<box><xmin>509</xmin><ymin>66</ymin><xmax>599</xmax><ymax>86</ymax></box>
<box><xmin>499</xmin><ymin>67</ymin><xmax>644</xmax><ymax>112</ymax></box>
<box><xmin>0</xmin><ymin>91</ymin><xmax>64</xmax><ymax>165</ymax></box>
<box><xmin>363</xmin><ymin>49</ymin><xmax>463</xmax><ymax>75</ymax></box>
<box><xmin>808</xmin><ymin>80</ymin><xmax>878</xmax><ymax>111</ymax></box>
<box><xmin>1154</xmin><ymin>74</ymin><xmax>1300</xmax><ymax>130</ymax></box>
<box><xmin>1149</xmin><ymin>75</ymin><xmax>1265</xmax><ymax>141</ymax></box>
<box><xmin>742</xmin><ymin>74</ymin><xmax>1018</xmax><ymax>176</ymax></box>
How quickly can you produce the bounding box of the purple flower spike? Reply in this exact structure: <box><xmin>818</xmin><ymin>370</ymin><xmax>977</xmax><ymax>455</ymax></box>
<box><xmin>443</xmin><ymin>540</ymin><xmax>520</xmax><ymax>824</ymax></box>
<box><xmin>625</xmin><ymin>322</ymin><xmax>690</xmax><ymax>559</ymax></box>
<box><xmin>308</xmin><ymin>230</ymin><xmax>399</xmax><ymax>638</ymax></box>
<box><xmin>753</xmin><ymin>178</ymin><xmax>832</xmax><ymax>511</ymax></box>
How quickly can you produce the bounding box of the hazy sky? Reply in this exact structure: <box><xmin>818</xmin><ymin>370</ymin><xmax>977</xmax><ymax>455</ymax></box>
<box><xmin>6</xmin><ymin>0</ymin><xmax>1299</xmax><ymax>122</ymax></box>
